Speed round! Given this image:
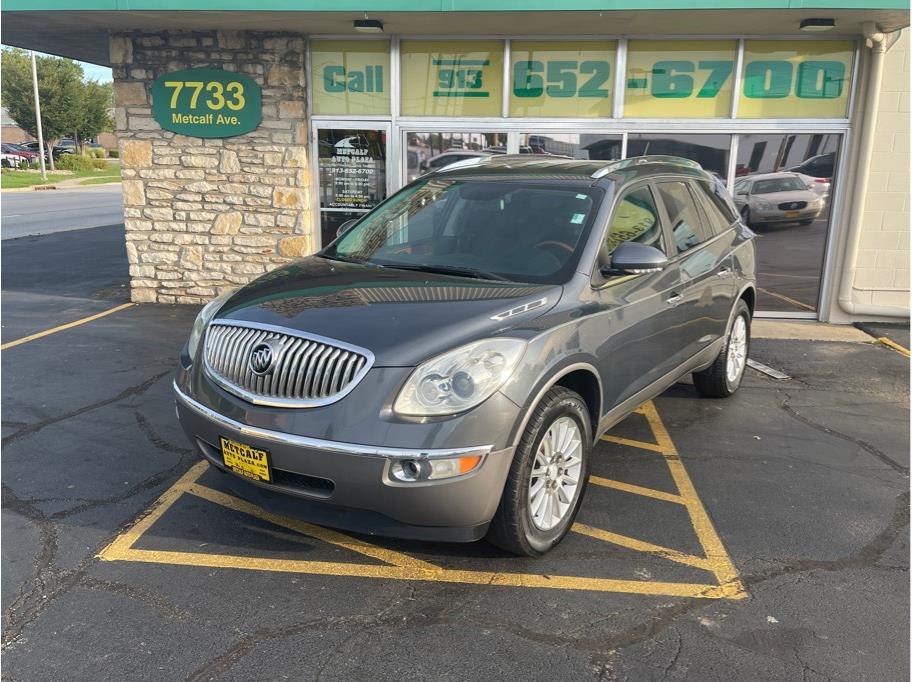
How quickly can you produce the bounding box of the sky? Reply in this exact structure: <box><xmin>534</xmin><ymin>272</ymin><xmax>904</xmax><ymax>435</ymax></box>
<box><xmin>1</xmin><ymin>47</ymin><xmax>113</xmax><ymax>82</ymax></box>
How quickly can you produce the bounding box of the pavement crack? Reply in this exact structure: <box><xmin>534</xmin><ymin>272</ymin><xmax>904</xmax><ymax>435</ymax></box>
<box><xmin>45</xmin><ymin>410</ymin><xmax>192</xmax><ymax>520</ymax></box>
<box><xmin>2</xmin><ymin>369</ymin><xmax>172</xmax><ymax>448</ymax></box>
<box><xmin>80</xmin><ymin>577</ymin><xmax>191</xmax><ymax>621</ymax></box>
<box><xmin>778</xmin><ymin>391</ymin><xmax>909</xmax><ymax>475</ymax></box>
<box><xmin>0</xmin><ymin>485</ymin><xmax>59</xmax><ymax>642</ymax></box>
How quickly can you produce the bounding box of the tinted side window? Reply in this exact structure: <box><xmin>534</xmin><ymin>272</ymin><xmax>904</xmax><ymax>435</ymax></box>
<box><xmin>695</xmin><ymin>181</ymin><xmax>735</xmax><ymax>236</ymax></box>
<box><xmin>656</xmin><ymin>181</ymin><xmax>711</xmax><ymax>254</ymax></box>
<box><xmin>602</xmin><ymin>186</ymin><xmax>665</xmax><ymax>258</ymax></box>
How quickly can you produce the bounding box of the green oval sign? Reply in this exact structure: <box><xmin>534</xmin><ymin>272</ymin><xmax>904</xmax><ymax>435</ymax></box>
<box><xmin>151</xmin><ymin>68</ymin><xmax>262</xmax><ymax>138</ymax></box>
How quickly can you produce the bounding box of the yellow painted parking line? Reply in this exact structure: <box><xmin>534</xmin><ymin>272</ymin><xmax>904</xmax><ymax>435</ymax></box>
<box><xmin>102</xmin><ymin>546</ymin><xmax>736</xmax><ymax>598</ymax></box>
<box><xmin>0</xmin><ymin>302</ymin><xmax>135</xmax><ymax>350</ymax></box>
<box><xmin>99</xmin><ymin>461</ymin><xmax>208</xmax><ymax>560</ymax></box>
<box><xmin>98</xmin><ymin>400</ymin><xmax>747</xmax><ymax>599</ymax></box>
<box><xmin>186</xmin><ymin>482</ymin><xmax>442</xmax><ymax>573</ymax></box>
<box><xmin>757</xmin><ymin>287</ymin><xmax>816</xmax><ymax>312</ymax></box>
<box><xmin>572</xmin><ymin>523</ymin><xmax>716</xmax><ymax>572</ymax></box>
<box><xmin>600</xmin><ymin>434</ymin><xmax>666</xmax><ymax>453</ymax></box>
<box><xmin>638</xmin><ymin>401</ymin><xmax>745</xmax><ymax>593</ymax></box>
<box><xmin>589</xmin><ymin>475</ymin><xmax>686</xmax><ymax>506</ymax></box>
<box><xmin>876</xmin><ymin>336</ymin><xmax>910</xmax><ymax>357</ymax></box>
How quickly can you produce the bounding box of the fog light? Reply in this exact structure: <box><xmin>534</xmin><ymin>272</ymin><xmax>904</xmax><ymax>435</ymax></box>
<box><xmin>389</xmin><ymin>455</ymin><xmax>482</xmax><ymax>482</ymax></box>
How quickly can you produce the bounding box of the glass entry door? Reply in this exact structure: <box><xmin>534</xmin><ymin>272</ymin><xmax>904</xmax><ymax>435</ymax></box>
<box><xmin>314</xmin><ymin>122</ymin><xmax>391</xmax><ymax>249</ymax></box>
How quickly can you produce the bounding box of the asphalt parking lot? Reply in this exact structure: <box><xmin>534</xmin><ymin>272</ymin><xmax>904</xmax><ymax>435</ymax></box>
<box><xmin>2</xmin><ymin>224</ymin><xmax>909</xmax><ymax>680</ymax></box>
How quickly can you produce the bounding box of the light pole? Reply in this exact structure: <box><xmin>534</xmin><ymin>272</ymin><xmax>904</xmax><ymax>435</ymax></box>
<box><xmin>30</xmin><ymin>51</ymin><xmax>47</xmax><ymax>181</ymax></box>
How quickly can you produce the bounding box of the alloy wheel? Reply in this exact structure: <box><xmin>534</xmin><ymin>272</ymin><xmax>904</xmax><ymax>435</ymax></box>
<box><xmin>528</xmin><ymin>416</ymin><xmax>583</xmax><ymax>531</ymax></box>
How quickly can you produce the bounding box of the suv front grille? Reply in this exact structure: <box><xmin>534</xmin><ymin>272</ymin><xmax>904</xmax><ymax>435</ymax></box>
<box><xmin>203</xmin><ymin>322</ymin><xmax>373</xmax><ymax>407</ymax></box>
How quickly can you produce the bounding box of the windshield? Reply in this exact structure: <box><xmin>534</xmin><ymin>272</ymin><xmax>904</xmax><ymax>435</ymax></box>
<box><xmin>323</xmin><ymin>178</ymin><xmax>603</xmax><ymax>284</ymax></box>
<box><xmin>752</xmin><ymin>176</ymin><xmax>806</xmax><ymax>194</ymax></box>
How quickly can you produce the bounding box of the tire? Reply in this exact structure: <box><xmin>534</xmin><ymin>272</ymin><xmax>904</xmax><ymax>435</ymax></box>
<box><xmin>486</xmin><ymin>386</ymin><xmax>592</xmax><ymax>556</ymax></box>
<box><xmin>693</xmin><ymin>300</ymin><xmax>751</xmax><ymax>399</ymax></box>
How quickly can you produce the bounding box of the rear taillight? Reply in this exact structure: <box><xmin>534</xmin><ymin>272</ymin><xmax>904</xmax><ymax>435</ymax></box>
<box><xmin>815</xmin><ymin>178</ymin><xmax>829</xmax><ymax>183</ymax></box>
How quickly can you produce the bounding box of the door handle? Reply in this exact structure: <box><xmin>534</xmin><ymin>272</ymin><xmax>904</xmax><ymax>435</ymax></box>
<box><xmin>715</xmin><ymin>268</ymin><xmax>731</xmax><ymax>278</ymax></box>
<box><xmin>666</xmin><ymin>293</ymin><xmax>683</xmax><ymax>306</ymax></box>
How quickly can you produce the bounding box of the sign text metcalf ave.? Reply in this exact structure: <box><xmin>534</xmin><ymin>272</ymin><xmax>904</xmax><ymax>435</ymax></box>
<box><xmin>151</xmin><ymin>68</ymin><xmax>262</xmax><ymax>138</ymax></box>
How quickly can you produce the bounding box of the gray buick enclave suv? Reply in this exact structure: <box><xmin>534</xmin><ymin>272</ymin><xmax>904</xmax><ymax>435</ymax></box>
<box><xmin>174</xmin><ymin>155</ymin><xmax>756</xmax><ymax>556</ymax></box>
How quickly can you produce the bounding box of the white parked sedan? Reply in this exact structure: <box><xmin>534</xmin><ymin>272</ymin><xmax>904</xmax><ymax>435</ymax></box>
<box><xmin>732</xmin><ymin>172</ymin><xmax>824</xmax><ymax>227</ymax></box>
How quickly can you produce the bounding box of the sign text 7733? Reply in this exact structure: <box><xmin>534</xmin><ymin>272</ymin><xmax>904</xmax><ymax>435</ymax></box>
<box><xmin>151</xmin><ymin>68</ymin><xmax>262</xmax><ymax>138</ymax></box>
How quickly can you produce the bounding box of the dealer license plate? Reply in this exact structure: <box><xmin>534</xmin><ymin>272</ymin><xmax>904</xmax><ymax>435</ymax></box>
<box><xmin>784</xmin><ymin>210</ymin><xmax>800</xmax><ymax>218</ymax></box>
<box><xmin>220</xmin><ymin>437</ymin><xmax>271</xmax><ymax>482</ymax></box>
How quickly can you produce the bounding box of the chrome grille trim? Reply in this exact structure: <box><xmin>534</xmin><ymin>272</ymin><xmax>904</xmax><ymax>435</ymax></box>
<box><xmin>202</xmin><ymin>319</ymin><xmax>374</xmax><ymax>408</ymax></box>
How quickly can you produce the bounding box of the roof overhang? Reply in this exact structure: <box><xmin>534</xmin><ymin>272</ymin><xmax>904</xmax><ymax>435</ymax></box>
<box><xmin>1</xmin><ymin>4</ymin><xmax>909</xmax><ymax>67</ymax></box>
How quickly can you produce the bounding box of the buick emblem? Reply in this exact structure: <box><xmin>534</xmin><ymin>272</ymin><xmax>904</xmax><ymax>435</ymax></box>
<box><xmin>249</xmin><ymin>339</ymin><xmax>282</xmax><ymax>375</ymax></box>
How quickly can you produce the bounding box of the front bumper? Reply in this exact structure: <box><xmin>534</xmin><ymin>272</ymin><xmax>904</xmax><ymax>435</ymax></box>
<box><xmin>174</xmin><ymin>382</ymin><xmax>516</xmax><ymax>542</ymax></box>
<box><xmin>753</xmin><ymin>207</ymin><xmax>822</xmax><ymax>223</ymax></box>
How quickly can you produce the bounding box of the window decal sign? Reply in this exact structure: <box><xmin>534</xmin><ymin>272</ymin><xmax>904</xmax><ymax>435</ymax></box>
<box><xmin>150</xmin><ymin>68</ymin><xmax>261</xmax><ymax>138</ymax></box>
<box><xmin>311</xmin><ymin>40</ymin><xmax>391</xmax><ymax>116</ymax></box>
<box><xmin>400</xmin><ymin>41</ymin><xmax>504</xmax><ymax>117</ymax></box>
<box><xmin>510</xmin><ymin>41</ymin><xmax>616</xmax><ymax>118</ymax></box>
<box><xmin>625</xmin><ymin>41</ymin><xmax>737</xmax><ymax>118</ymax></box>
<box><xmin>738</xmin><ymin>40</ymin><xmax>854</xmax><ymax>118</ymax></box>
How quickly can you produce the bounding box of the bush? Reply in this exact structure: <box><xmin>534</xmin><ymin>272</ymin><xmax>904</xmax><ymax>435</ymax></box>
<box><xmin>108</xmin><ymin>149</ymin><xmax>119</xmax><ymax>158</ymax></box>
<box><xmin>56</xmin><ymin>154</ymin><xmax>96</xmax><ymax>172</ymax></box>
<box><xmin>90</xmin><ymin>148</ymin><xmax>107</xmax><ymax>159</ymax></box>
<box><xmin>92</xmin><ymin>158</ymin><xmax>108</xmax><ymax>170</ymax></box>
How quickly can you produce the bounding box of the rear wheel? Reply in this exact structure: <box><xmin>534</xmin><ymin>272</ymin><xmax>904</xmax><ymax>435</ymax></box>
<box><xmin>693</xmin><ymin>300</ymin><xmax>751</xmax><ymax>399</ymax></box>
<box><xmin>486</xmin><ymin>386</ymin><xmax>592</xmax><ymax>556</ymax></box>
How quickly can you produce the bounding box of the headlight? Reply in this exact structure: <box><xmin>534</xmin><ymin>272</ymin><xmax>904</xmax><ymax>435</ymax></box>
<box><xmin>187</xmin><ymin>291</ymin><xmax>233</xmax><ymax>362</ymax></box>
<box><xmin>755</xmin><ymin>199</ymin><xmax>773</xmax><ymax>210</ymax></box>
<box><xmin>393</xmin><ymin>338</ymin><xmax>526</xmax><ymax>416</ymax></box>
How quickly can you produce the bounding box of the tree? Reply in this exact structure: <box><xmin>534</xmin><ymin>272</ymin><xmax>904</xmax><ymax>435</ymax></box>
<box><xmin>1</xmin><ymin>48</ymin><xmax>85</xmax><ymax>170</ymax></box>
<box><xmin>74</xmin><ymin>81</ymin><xmax>114</xmax><ymax>148</ymax></box>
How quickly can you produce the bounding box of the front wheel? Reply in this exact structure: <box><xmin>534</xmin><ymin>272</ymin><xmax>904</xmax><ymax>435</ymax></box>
<box><xmin>693</xmin><ymin>300</ymin><xmax>751</xmax><ymax>398</ymax></box>
<box><xmin>486</xmin><ymin>386</ymin><xmax>592</xmax><ymax>556</ymax></box>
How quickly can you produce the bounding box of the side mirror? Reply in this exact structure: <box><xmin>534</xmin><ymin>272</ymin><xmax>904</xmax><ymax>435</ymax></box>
<box><xmin>600</xmin><ymin>242</ymin><xmax>668</xmax><ymax>277</ymax></box>
<box><xmin>335</xmin><ymin>219</ymin><xmax>357</xmax><ymax>239</ymax></box>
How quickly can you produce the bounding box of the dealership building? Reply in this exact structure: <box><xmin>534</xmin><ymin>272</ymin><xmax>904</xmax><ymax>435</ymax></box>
<box><xmin>2</xmin><ymin>1</ymin><xmax>909</xmax><ymax>322</ymax></box>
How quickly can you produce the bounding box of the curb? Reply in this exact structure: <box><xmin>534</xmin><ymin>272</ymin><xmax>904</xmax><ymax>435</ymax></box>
<box><xmin>1</xmin><ymin>180</ymin><xmax>121</xmax><ymax>193</ymax></box>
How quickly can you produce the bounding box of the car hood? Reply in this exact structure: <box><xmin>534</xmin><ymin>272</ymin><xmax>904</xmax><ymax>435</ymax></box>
<box><xmin>753</xmin><ymin>189</ymin><xmax>817</xmax><ymax>203</ymax></box>
<box><xmin>215</xmin><ymin>256</ymin><xmax>561</xmax><ymax>367</ymax></box>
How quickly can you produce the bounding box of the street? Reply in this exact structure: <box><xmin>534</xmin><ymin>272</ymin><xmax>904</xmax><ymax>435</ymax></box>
<box><xmin>0</xmin><ymin>184</ymin><xmax>124</xmax><ymax>240</ymax></box>
<box><xmin>1</xmin><ymin>216</ymin><xmax>908</xmax><ymax>680</ymax></box>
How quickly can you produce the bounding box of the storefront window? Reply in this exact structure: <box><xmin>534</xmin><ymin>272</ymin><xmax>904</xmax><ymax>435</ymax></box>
<box><xmin>626</xmin><ymin>133</ymin><xmax>731</xmax><ymax>178</ymax></box>
<box><xmin>509</xmin><ymin>41</ymin><xmax>616</xmax><ymax>118</ymax></box>
<box><xmin>519</xmin><ymin>133</ymin><xmax>621</xmax><ymax>160</ymax></box>
<box><xmin>400</xmin><ymin>40</ymin><xmax>504</xmax><ymax>117</ymax></box>
<box><xmin>404</xmin><ymin>131</ymin><xmax>507</xmax><ymax>183</ymax></box>
<box><xmin>317</xmin><ymin>128</ymin><xmax>387</xmax><ymax>248</ymax></box>
<box><xmin>624</xmin><ymin>40</ymin><xmax>737</xmax><ymax>118</ymax></box>
<box><xmin>738</xmin><ymin>40</ymin><xmax>854</xmax><ymax>119</ymax></box>
<box><xmin>735</xmin><ymin>133</ymin><xmax>840</xmax><ymax>313</ymax></box>
<box><xmin>310</xmin><ymin>40</ymin><xmax>390</xmax><ymax>115</ymax></box>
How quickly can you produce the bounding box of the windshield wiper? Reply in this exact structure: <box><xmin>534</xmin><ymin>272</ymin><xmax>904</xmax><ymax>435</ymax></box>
<box><xmin>380</xmin><ymin>263</ymin><xmax>509</xmax><ymax>282</ymax></box>
<box><xmin>320</xmin><ymin>253</ymin><xmax>375</xmax><ymax>266</ymax></box>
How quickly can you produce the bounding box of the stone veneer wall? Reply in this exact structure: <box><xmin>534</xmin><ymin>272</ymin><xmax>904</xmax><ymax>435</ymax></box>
<box><xmin>110</xmin><ymin>30</ymin><xmax>312</xmax><ymax>304</ymax></box>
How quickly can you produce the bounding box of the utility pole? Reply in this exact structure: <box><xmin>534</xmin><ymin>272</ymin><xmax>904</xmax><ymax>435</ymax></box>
<box><xmin>30</xmin><ymin>51</ymin><xmax>47</xmax><ymax>180</ymax></box>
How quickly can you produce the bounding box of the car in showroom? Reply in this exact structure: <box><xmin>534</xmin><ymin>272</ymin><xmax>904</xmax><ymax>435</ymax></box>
<box><xmin>174</xmin><ymin>155</ymin><xmax>756</xmax><ymax>556</ymax></box>
<box><xmin>733</xmin><ymin>171</ymin><xmax>825</xmax><ymax>227</ymax></box>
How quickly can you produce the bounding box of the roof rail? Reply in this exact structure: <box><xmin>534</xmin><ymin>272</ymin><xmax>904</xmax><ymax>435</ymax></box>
<box><xmin>436</xmin><ymin>155</ymin><xmax>491</xmax><ymax>173</ymax></box>
<box><xmin>590</xmin><ymin>155</ymin><xmax>703</xmax><ymax>179</ymax></box>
